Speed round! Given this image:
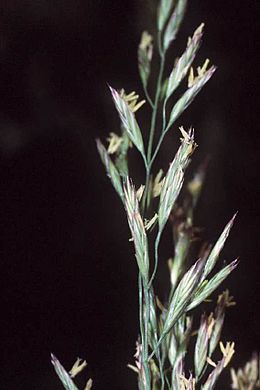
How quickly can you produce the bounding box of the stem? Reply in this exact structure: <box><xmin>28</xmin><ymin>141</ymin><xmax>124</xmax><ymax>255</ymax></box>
<box><xmin>139</xmin><ymin>29</ymin><xmax>170</xmax><ymax>390</ymax></box>
<box><xmin>143</xmin><ymin>281</ymin><xmax>151</xmax><ymax>390</ymax></box>
<box><xmin>139</xmin><ymin>272</ymin><xmax>145</xmax><ymax>349</ymax></box>
<box><xmin>143</xmin><ymin>83</ymin><xmax>155</xmax><ymax>109</ymax></box>
<box><xmin>148</xmin><ymin>345</ymin><xmax>158</xmax><ymax>361</ymax></box>
<box><xmin>142</xmin><ymin>33</ymin><xmax>165</xmax><ymax>213</ymax></box>
<box><xmin>148</xmin><ymin>335</ymin><xmax>163</xmax><ymax>361</ymax></box>
<box><xmin>141</xmin><ymin>151</ymin><xmax>149</xmax><ymax>173</ymax></box>
<box><xmin>148</xmin><ymin>308</ymin><xmax>185</xmax><ymax>362</ymax></box>
<box><xmin>162</xmin><ymin>98</ymin><xmax>168</xmax><ymax>134</ymax></box>
<box><xmin>159</xmin><ymin>358</ymin><xmax>165</xmax><ymax>390</ymax></box>
<box><xmin>148</xmin><ymin>232</ymin><xmax>161</xmax><ymax>288</ymax></box>
<box><xmin>149</xmin><ymin>122</ymin><xmax>170</xmax><ymax>170</ymax></box>
<box><xmin>141</xmin><ymin>165</ymin><xmax>151</xmax><ymax>213</ymax></box>
<box><xmin>147</xmin><ymin>52</ymin><xmax>165</xmax><ymax>163</ymax></box>
<box><xmin>165</xmin><ymin>375</ymin><xmax>171</xmax><ymax>390</ymax></box>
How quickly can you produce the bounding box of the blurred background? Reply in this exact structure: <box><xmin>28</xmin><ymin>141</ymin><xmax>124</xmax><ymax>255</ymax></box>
<box><xmin>1</xmin><ymin>1</ymin><xmax>259</xmax><ymax>388</ymax></box>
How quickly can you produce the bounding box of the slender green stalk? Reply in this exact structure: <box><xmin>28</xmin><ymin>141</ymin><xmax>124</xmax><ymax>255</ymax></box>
<box><xmin>143</xmin><ymin>282</ymin><xmax>151</xmax><ymax>389</ymax></box>
<box><xmin>159</xmin><ymin>358</ymin><xmax>165</xmax><ymax>390</ymax></box>
<box><xmin>143</xmin><ymin>84</ymin><xmax>155</xmax><ymax>109</ymax></box>
<box><xmin>147</xmin><ymin>52</ymin><xmax>165</xmax><ymax>163</ymax></box>
<box><xmin>162</xmin><ymin>98</ymin><xmax>168</xmax><ymax>137</ymax></box>
<box><xmin>143</xmin><ymin>34</ymin><xmax>165</xmax><ymax>213</ymax></box>
<box><xmin>141</xmin><ymin>165</ymin><xmax>151</xmax><ymax>213</ymax></box>
<box><xmin>148</xmin><ymin>232</ymin><xmax>161</xmax><ymax>288</ymax></box>
<box><xmin>149</xmin><ymin>122</ymin><xmax>170</xmax><ymax>170</ymax></box>
<box><xmin>138</xmin><ymin>272</ymin><xmax>145</xmax><ymax>356</ymax></box>
<box><xmin>138</xmin><ymin>273</ymin><xmax>151</xmax><ymax>390</ymax></box>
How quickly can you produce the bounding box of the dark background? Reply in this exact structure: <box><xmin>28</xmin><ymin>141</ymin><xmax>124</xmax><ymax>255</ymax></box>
<box><xmin>1</xmin><ymin>1</ymin><xmax>259</xmax><ymax>389</ymax></box>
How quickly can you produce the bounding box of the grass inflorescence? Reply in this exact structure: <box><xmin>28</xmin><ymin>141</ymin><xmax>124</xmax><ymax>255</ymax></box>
<box><xmin>51</xmin><ymin>1</ymin><xmax>258</xmax><ymax>389</ymax></box>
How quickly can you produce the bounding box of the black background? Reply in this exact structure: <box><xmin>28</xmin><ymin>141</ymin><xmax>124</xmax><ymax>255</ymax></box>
<box><xmin>1</xmin><ymin>1</ymin><xmax>259</xmax><ymax>389</ymax></box>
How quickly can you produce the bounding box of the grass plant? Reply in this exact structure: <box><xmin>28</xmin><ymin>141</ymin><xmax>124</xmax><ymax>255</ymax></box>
<box><xmin>51</xmin><ymin>1</ymin><xmax>259</xmax><ymax>389</ymax></box>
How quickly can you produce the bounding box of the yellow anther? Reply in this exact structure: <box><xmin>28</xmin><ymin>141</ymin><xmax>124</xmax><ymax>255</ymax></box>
<box><xmin>120</xmin><ymin>89</ymin><xmax>146</xmax><ymax>113</ymax></box>
<box><xmin>69</xmin><ymin>358</ymin><xmax>87</xmax><ymax>378</ymax></box>
<box><xmin>107</xmin><ymin>132</ymin><xmax>123</xmax><ymax>154</ymax></box>
<box><xmin>188</xmin><ymin>59</ymin><xmax>210</xmax><ymax>88</ymax></box>
<box><xmin>220</xmin><ymin>341</ymin><xmax>235</xmax><ymax>367</ymax></box>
